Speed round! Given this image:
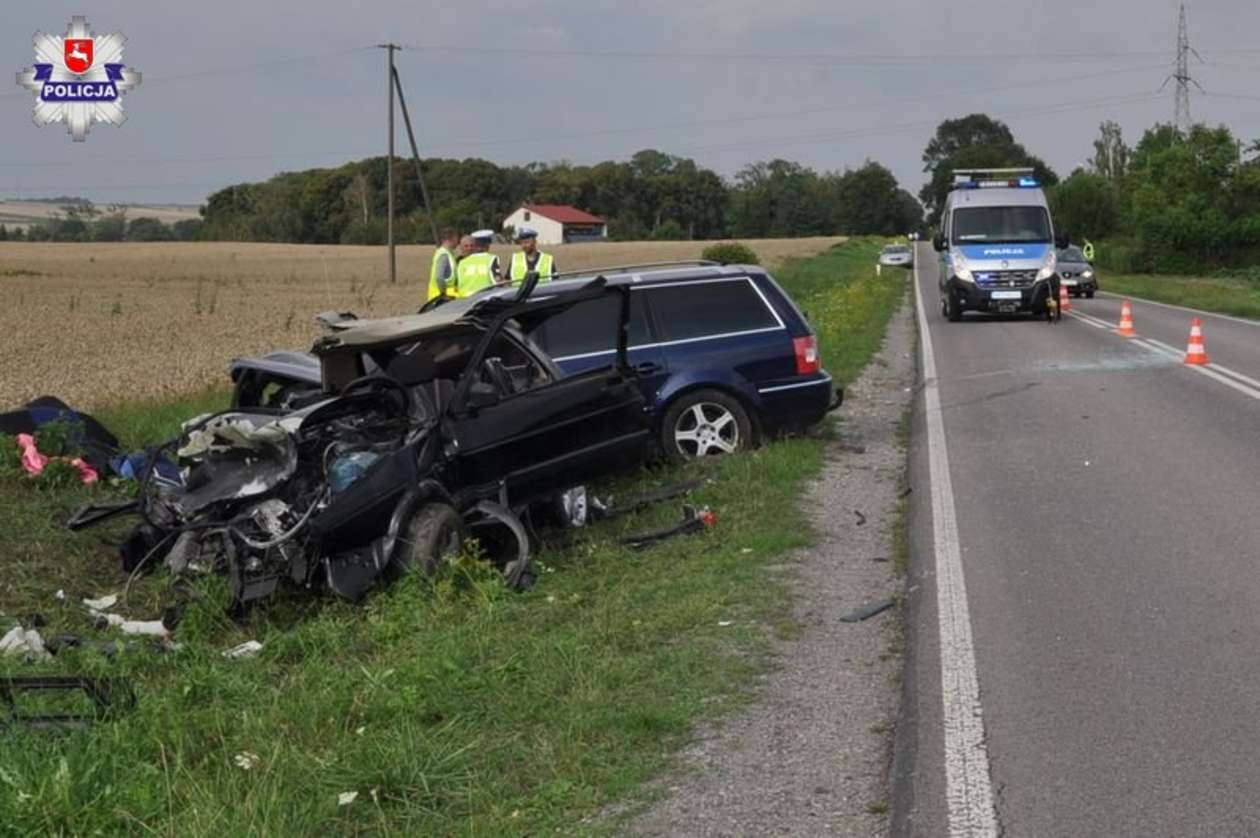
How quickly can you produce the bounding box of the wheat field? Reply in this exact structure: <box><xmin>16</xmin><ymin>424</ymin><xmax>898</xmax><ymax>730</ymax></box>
<box><xmin>0</xmin><ymin>238</ymin><xmax>841</xmax><ymax>410</ymax></box>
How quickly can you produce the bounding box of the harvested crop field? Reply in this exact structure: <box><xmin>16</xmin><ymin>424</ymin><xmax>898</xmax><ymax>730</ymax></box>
<box><xmin>0</xmin><ymin>237</ymin><xmax>840</xmax><ymax>409</ymax></box>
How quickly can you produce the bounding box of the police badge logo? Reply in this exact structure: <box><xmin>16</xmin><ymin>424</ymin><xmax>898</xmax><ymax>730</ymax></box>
<box><xmin>15</xmin><ymin>16</ymin><xmax>142</xmax><ymax>142</ymax></box>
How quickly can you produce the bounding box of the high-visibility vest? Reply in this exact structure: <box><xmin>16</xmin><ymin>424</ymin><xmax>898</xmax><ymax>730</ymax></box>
<box><xmin>457</xmin><ymin>252</ymin><xmax>498</xmax><ymax>296</ymax></box>
<box><xmin>1082</xmin><ymin>241</ymin><xmax>1095</xmax><ymax>262</ymax></box>
<box><xmin>509</xmin><ymin>251</ymin><xmax>555</xmax><ymax>283</ymax></box>
<box><xmin>427</xmin><ymin>246</ymin><xmax>457</xmax><ymax>301</ymax></box>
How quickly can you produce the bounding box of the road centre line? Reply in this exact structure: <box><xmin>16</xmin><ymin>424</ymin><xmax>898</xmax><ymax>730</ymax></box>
<box><xmin>1068</xmin><ymin>309</ymin><xmax>1260</xmax><ymax>400</ymax></box>
<box><xmin>1141</xmin><ymin>337</ymin><xmax>1260</xmax><ymax>399</ymax></box>
<box><xmin>1071</xmin><ymin>312</ymin><xmax>1109</xmax><ymax>330</ymax></box>
<box><xmin>1068</xmin><ymin>307</ymin><xmax>1260</xmax><ymax>399</ymax></box>
<box><xmin>913</xmin><ymin>248</ymin><xmax>999</xmax><ymax>836</ymax></box>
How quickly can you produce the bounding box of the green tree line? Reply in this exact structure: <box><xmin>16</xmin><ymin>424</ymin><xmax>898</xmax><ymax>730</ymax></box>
<box><xmin>1050</xmin><ymin>121</ymin><xmax>1260</xmax><ymax>272</ymax></box>
<box><xmin>1</xmin><ymin>204</ymin><xmax>203</xmax><ymax>242</ymax></box>
<box><xmin>195</xmin><ymin>149</ymin><xmax>924</xmax><ymax>244</ymax></box>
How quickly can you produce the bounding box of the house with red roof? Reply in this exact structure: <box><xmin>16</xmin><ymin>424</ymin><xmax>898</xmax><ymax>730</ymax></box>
<box><xmin>502</xmin><ymin>203</ymin><xmax>607</xmax><ymax>246</ymax></box>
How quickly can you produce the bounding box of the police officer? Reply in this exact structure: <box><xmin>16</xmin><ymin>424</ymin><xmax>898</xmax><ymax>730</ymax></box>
<box><xmin>1082</xmin><ymin>238</ymin><xmax>1096</xmax><ymax>263</ymax></box>
<box><xmin>455</xmin><ymin>229</ymin><xmax>502</xmax><ymax>297</ymax></box>
<box><xmin>426</xmin><ymin>227</ymin><xmax>460</xmax><ymax>302</ymax></box>
<box><xmin>508</xmin><ymin>227</ymin><xmax>557</xmax><ymax>283</ymax></box>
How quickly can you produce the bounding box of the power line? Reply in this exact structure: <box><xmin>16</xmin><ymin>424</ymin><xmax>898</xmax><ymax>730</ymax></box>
<box><xmin>0</xmin><ymin>44</ymin><xmax>373</xmax><ymax>101</ymax></box>
<box><xmin>395</xmin><ymin>42</ymin><xmax>1260</xmax><ymax>66</ymax></box>
<box><xmin>7</xmin><ymin>92</ymin><xmax>1165</xmax><ymax>194</ymax></box>
<box><xmin>0</xmin><ymin>61</ymin><xmax>1165</xmax><ymax>170</ymax></box>
<box><xmin>1203</xmin><ymin>91</ymin><xmax>1260</xmax><ymax>103</ymax></box>
<box><xmin>671</xmin><ymin>92</ymin><xmax>1164</xmax><ymax>158</ymax></box>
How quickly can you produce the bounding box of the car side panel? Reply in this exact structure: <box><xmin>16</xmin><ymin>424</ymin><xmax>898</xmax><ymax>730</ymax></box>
<box><xmin>451</xmin><ymin>366</ymin><xmax>650</xmax><ymax>502</ymax></box>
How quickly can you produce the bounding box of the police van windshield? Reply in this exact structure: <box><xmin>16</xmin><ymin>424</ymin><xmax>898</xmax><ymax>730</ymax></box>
<box><xmin>951</xmin><ymin>206</ymin><xmax>1051</xmax><ymax>245</ymax></box>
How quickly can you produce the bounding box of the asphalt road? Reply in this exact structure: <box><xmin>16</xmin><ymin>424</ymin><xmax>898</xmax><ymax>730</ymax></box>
<box><xmin>897</xmin><ymin>244</ymin><xmax>1260</xmax><ymax>837</ymax></box>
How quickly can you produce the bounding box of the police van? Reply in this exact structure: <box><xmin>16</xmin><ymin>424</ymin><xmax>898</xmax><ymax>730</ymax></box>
<box><xmin>933</xmin><ymin>168</ymin><xmax>1068</xmax><ymax>321</ymax></box>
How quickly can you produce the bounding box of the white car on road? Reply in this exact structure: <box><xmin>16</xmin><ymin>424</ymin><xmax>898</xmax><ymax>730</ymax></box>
<box><xmin>879</xmin><ymin>244</ymin><xmax>914</xmax><ymax>268</ymax></box>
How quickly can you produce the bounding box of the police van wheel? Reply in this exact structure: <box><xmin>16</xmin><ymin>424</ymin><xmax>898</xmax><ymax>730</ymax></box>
<box><xmin>945</xmin><ymin>292</ymin><xmax>963</xmax><ymax>322</ymax></box>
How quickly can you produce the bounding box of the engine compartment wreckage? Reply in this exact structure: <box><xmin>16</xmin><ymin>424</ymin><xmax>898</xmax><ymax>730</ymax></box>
<box><xmin>70</xmin><ymin>276</ymin><xmax>654</xmax><ymax>611</ymax></box>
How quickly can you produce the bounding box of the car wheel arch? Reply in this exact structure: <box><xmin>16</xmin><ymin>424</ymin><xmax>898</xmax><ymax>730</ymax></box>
<box><xmin>655</xmin><ymin>381</ymin><xmax>763</xmax><ymax>443</ymax></box>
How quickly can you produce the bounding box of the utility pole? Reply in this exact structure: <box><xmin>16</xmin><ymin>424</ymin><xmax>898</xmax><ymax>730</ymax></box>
<box><xmin>1165</xmin><ymin>5</ymin><xmax>1203</xmax><ymax>135</ymax></box>
<box><xmin>378</xmin><ymin>43</ymin><xmax>400</xmax><ymax>283</ymax></box>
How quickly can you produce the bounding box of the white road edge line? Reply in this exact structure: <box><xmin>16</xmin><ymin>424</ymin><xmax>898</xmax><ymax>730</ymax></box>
<box><xmin>1098</xmin><ymin>290</ymin><xmax>1260</xmax><ymax>329</ymax></box>
<box><xmin>912</xmin><ymin>248</ymin><xmax>999</xmax><ymax>837</ymax></box>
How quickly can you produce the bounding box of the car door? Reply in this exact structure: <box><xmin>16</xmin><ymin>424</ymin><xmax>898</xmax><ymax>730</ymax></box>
<box><xmin>450</xmin><ymin>288</ymin><xmax>650</xmax><ymax>503</ymax></box>
<box><xmin>525</xmin><ymin>289</ymin><xmax>669</xmax><ymax>401</ymax></box>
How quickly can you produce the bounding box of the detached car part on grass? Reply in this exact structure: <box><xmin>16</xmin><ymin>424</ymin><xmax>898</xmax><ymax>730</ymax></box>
<box><xmin>72</xmin><ymin>277</ymin><xmax>652</xmax><ymax>610</ymax></box>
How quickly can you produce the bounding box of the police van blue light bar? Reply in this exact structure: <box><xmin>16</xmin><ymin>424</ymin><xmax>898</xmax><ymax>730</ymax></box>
<box><xmin>957</xmin><ymin>177</ymin><xmax>1040</xmax><ymax>190</ymax></box>
<box><xmin>951</xmin><ymin>168</ymin><xmax>1038</xmax><ymax>190</ymax></box>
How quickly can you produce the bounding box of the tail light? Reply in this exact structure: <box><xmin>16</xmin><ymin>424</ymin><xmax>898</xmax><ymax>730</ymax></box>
<box><xmin>793</xmin><ymin>335</ymin><xmax>820</xmax><ymax>375</ymax></box>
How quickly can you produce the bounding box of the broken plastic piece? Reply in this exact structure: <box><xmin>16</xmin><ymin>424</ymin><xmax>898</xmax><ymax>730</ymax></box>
<box><xmin>91</xmin><ymin>613</ymin><xmax>170</xmax><ymax>638</ymax></box>
<box><xmin>0</xmin><ymin>626</ymin><xmax>51</xmax><ymax>662</ymax></box>
<box><xmin>223</xmin><ymin>640</ymin><xmax>264</xmax><ymax>660</ymax></box>
<box><xmin>0</xmin><ymin>676</ymin><xmax>136</xmax><ymax>731</ymax></box>
<box><xmin>595</xmin><ymin>479</ymin><xmax>704</xmax><ymax>520</ymax></box>
<box><xmin>620</xmin><ymin>504</ymin><xmax>716</xmax><ymax>550</ymax></box>
<box><xmin>82</xmin><ymin>594</ymin><xmax>118</xmax><ymax>612</ymax></box>
<box><xmin>66</xmin><ymin>499</ymin><xmax>140</xmax><ymax>531</ymax></box>
<box><xmin>839</xmin><ymin>598</ymin><xmax>895</xmax><ymax>623</ymax></box>
<box><xmin>469</xmin><ymin>501</ymin><xmax>533</xmax><ymax>589</ymax></box>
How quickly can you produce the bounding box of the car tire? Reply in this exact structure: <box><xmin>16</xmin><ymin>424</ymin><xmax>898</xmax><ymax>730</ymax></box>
<box><xmin>945</xmin><ymin>290</ymin><xmax>963</xmax><ymax>322</ymax></box>
<box><xmin>1085</xmin><ymin>290</ymin><xmax>1095</xmax><ymax>299</ymax></box>
<box><xmin>395</xmin><ymin>502</ymin><xmax>464</xmax><ymax>576</ymax></box>
<box><xmin>662</xmin><ymin>389</ymin><xmax>753</xmax><ymax>462</ymax></box>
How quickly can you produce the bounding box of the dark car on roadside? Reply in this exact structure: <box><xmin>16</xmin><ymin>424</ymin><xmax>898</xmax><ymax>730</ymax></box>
<box><xmin>232</xmin><ymin>261</ymin><xmax>841</xmax><ymax>462</ymax></box>
<box><xmin>1056</xmin><ymin>245</ymin><xmax>1097</xmax><ymax>298</ymax></box>
<box><xmin>80</xmin><ymin>279</ymin><xmax>652</xmax><ymax>610</ymax></box>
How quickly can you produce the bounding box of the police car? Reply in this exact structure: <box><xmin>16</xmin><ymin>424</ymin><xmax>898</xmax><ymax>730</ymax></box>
<box><xmin>933</xmin><ymin>168</ymin><xmax>1069</xmax><ymax>321</ymax></box>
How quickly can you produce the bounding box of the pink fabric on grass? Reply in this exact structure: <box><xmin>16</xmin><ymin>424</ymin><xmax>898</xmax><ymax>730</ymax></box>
<box><xmin>13</xmin><ymin>433</ymin><xmax>98</xmax><ymax>484</ymax></box>
<box><xmin>16</xmin><ymin>433</ymin><xmax>47</xmax><ymax>475</ymax></box>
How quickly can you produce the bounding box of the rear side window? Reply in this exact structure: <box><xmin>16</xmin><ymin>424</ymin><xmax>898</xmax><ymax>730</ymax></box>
<box><xmin>646</xmin><ymin>280</ymin><xmax>779</xmax><ymax>342</ymax></box>
<box><xmin>530</xmin><ymin>293</ymin><xmax>651</xmax><ymax>358</ymax></box>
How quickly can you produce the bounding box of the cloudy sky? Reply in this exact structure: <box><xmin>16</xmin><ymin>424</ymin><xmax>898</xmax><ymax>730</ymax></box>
<box><xmin>2</xmin><ymin>1</ymin><xmax>1259</xmax><ymax>207</ymax></box>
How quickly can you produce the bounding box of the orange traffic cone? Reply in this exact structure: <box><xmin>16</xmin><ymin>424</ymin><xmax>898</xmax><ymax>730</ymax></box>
<box><xmin>1184</xmin><ymin>318</ymin><xmax>1210</xmax><ymax>365</ymax></box>
<box><xmin>1058</xmin><ymin>283</ymin><xmax>1073</xmax><ymax>313</ymax></box>
<box><xmin>1116</xmin><ymin>300</ymin><xmax>1137</xmax><ymax>337</ymax></box>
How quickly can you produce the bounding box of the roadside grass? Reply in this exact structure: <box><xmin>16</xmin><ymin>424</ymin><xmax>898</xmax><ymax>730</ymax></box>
<box><xmin>0</xmin><ymin>238</ymin><xmax>904</xmax><ymax>835</ymax></box>
<box><xmin>1100</xmin><ymin>272</ymin><xmax>1260</xmax><ymax>319</ymax></box>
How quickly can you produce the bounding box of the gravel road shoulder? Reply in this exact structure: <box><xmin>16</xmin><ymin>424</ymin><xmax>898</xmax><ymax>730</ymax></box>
<box><xmin>630</xmin><ymin>298</ymin><xmax>917</xmax><ymax>836</ymax></box>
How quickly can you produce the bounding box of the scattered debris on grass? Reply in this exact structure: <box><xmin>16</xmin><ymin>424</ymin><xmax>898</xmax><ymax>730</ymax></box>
<box><xmin>0</xmin><ymin>676</ymin><xmax>136</xmax><ymax>731</ymax></box>
<box><xmin>619</xmin><ymin>505</ymin><xmax>717</xmax><ymax>550</ymax></box>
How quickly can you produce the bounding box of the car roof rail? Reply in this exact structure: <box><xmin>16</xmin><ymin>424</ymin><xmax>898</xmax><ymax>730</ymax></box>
<box><xmin>549</xmin><ymin>259</ymin><xmax>722</xmax><ymax>280</ymax></box>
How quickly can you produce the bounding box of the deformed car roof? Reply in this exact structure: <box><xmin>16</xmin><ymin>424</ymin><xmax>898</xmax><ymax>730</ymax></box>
<box><xmin>313</xmin><ymin>277</ymin><xmax>612</xmax><ymax>356</ymax></box>
<box><xmin>313</xmin><ymin>297</ymin><xmax>484</xmax><ymax>354</ymax></box>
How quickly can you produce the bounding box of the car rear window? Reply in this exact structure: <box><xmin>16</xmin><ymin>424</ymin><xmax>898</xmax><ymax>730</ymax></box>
<box><xmin>529</xmin><ymin>292</ymin><xmax>651</xmax><ymax>358</ymax></box>
<box><xmin>646</xmin><ymin>280</ymin><xmax>779</xmax><ymax>342</ymax></box>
